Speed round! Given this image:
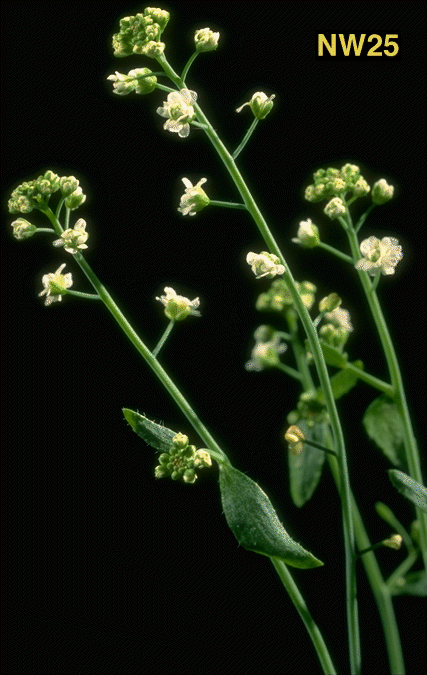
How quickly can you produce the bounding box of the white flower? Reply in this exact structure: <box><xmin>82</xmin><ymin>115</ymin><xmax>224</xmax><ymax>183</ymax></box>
<box><xmin>245</xmin><ymin>335</ymin><xmax>287</xmax><ymax>372</ymax></box>
<box><xmin>38</xmin><ymin>263</ymin><xmax>73</xmax><ymax>306</ymax></box>
<box><xmin>156</xmin><ymin>287</ymin><xmax>201</xmax><ymax>321</ymax></box>
<box><xmin>246</xmin><ymin>251</ymin><xmax>285</xmax><ymax>279</ymax></box>
<box><xmin>156</xmin><ymin>89</ymin><xmax>197</xmax><ymax>138</ymax></box>
<box><xmin>11</xmin><ymin>218</ymin><xmax>37</xmax><ymax>240</ymax></box>
<box><xmin>52</xmin><ymin>218</ymin><xmax>88</xmax><ymax>254</ymax></box>
<box><xmin>355</xmin><ymin>236</ymin><xmax>403</xmax><ymax>275</ymax></box>
<box><xmin>324</xmin><ymin>197</ymin><xmax>346</xmax><ymax>219</ymax></box>
<box><xmin>292</xmin><ymin>218</ymin><xmax>319</xmax><ymax>248</ymax></box>
<box><xmin>178</xmin><ymin>177</ymin><xmax>210</xmax><ymax>216</ymax></box>
<box><xmin>372</xmin><ymin>179</ymin><xmax>394</xmax><ymax>205</ymax></box>
<box><xmin>324</xmin><ymin>307</ymin><xmax>353</xmax><ymax>332</ymax></box>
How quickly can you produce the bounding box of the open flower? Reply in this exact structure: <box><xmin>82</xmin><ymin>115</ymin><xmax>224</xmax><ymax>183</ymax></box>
<box><xmin>52</xmin><ymin>218</ymin><xmax>88</xmax><ymax>254</ymax></box>
<box><xmin>236</xmin><ymin>92</ymin><xmax>275</xmax><ymax>119</ymax></box>
<box><xmin>245</xmin><ymin>325</ymin><xmax>287</xmax><ymax>371</ymax></box>
<box><xmin>292</xmin><ymin>218</ymin><xmax>319</xmax><ymax>248</ymax></box>
<box><xmin>156</xmin><ymin>89</ymin><xmax>197</xmax><ymax>138</ymax></box>
<box><xmin>156</xmin><ymin>287</ymin><xmax>200</xmax><ymax>321</ymax></box>
<box><xmin>246</xmin><ymin>251</ymin><xmax>285</xmax><ymax>279</ymax></box>
<box><xmin>355</xmin><ymin>236</ymin><xmax>403</xmax><ymax>275</ymax></box>
<box><xmin>38</xmin><ymin>264</ymin><xmax>73</xmax><ymax>306</ymax></box>
<box><xmin>178</xmin><ymin>177</ymin><xmax>210</xmax><ymax>216</ymax></box>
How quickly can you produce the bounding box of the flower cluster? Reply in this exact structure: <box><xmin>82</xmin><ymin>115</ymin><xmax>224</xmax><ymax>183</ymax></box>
<box><xmin>304</xmin><ymin>164</ymin><xmax>371</xmax><ymax>203</ymax></box>
<box><xmin>53</xmin><ymin>218</ymin><xmax>88</xmax><ymax>254</ymax></box>
<box><xmin>245</xmin><ymin>325</ymin><xmax>287</xmax><ymax>371</ymax></box>
<box><xmin>156</xmin><ymin>287</ymin><xmax>200</xmax><ymax>321</ymax></box>
<box><xmin>107</xmin><ymin>68</ymin><xmax>157</xmax><ymax>95</ymax></box>
<box><xmin>246</xmin><ymin>251</ymin><xmax>285</xmax><ymax>279</ymax></box>
<box><xmin>178</xmin><ymin>177</ymin><xmax>210</xmax><ymax>216</ymax></box>
<box><xmin>156</xmin><ymin>89</ymin><xmax>197</xmax><ymax>138</ymax></box>
<box><xmin>355</xmin><ymin>236</ymin><xmax>403</xmax><ymax>276</ymax></box>
<box><xmin>236</xmin><ymin>92</ymin><xmax>275</xmax><ymax>119</ymax></box>
<box><xmin>38</xmin><ymin>264</ymin><xmax>73</xmax><ymax>307</ymax></box>
<box><xmin>154</xmin><ymin>433</ymin><xmax>212</xmax><ymax>483</ymax></box>
<box><xmin>8</xmin><ymin>172</ymin><xmax>86</xmax><ymax>214</ymax></box>
<box><xmin>112</xmin><ymin>7</ymin><xmax>170</xmax><ymax>58</ymax></box>
<box><xmin>319</xmin><ymin>305</ymin><xmax>353</xmax><ymax>350</ymax></box>
<box><xmin>255</xmin><ymin>278</ymin><xmax>317</xmax><ymax>313</ymax></box>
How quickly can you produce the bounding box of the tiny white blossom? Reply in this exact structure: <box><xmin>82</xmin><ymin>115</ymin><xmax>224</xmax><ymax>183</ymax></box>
<box><xmin>372</xmin><ymin>179</ymin><xmax>394</xmax><ymax>205</ymax></box>
<box><xmin>178</xmin><ymin>177</ymin><xmax>210</xmax><ymax>216</ymax></box>
<box><xmin>245</xmin><ymin>338</ymin><xmax>287</xmax><ymax>372</ymax></box>
<box><xmin>324</xmin><ymin>197</ymin><xmax>346</xmax><ymax>219</ymax></box>
<box><xmin>156</xmin><ymin>89</ymin><xmax>197</xmax><ymax>138</ymax></box>
<box><xmin>324</xmin><ymin>306</ymin><xmax>353</xmax><ymax>332</ymax></box>
<box><xmin>38</xmin><ymin>263</ymin><xmax>73</xmax><ymax>306</ymax></box>
<box><xmin>355</xmin><ymin>236</ymin><xmax>403</xmax><ymax>275</ymax></box>
<box><xmin>246</xmin><ymin>251</ymin><xmax>285</xmax><ymax>279</ymax></box>
<box><xmin>52</xmin><ymin>218</ymin><xmax>88</xmax><ymax>254</ymax></box>
<box><xmin>156</xmin><ymin>287</ymin><xmax>201</xmax><ymax>321</ymax></box>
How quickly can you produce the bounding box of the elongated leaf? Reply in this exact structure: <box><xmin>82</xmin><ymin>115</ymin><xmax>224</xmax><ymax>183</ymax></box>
<box><xmin>123</xmin><ymin>409</ymin><xmax>176</xmax><ymax>452</ymax></box>
<box><xmin>388</xmin><ymin>470</ymin><xmax>427</xmax><ymax>513</ymax></box>
<box><xmin>219</xmin><ymin>464</ymin><xmax>323</xmax><ymax>569</ymax></box>
<box><xmin>362</xmin><ymin>395</ymin><xmax>405</xmax><ymax>466</ymax></box>
<box><xmin>289</xmin><ymin>420</ymin><xmax>326</xmax><ymax>507</ymax></box>
<box><xmin>390</xmin><ymin>571</ymin><xmax>427</xmax><ymax>597</ymax></box>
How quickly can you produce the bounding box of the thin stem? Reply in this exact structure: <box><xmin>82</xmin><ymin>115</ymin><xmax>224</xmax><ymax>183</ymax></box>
<box><xmin>345</xmin><ymin>225</ymin><xmax>427</xmax><ymax>572</ymax></box>
<box><xmin>232</xmin><ymin>117</ymin><xmax>259</xmax><ymax>159</ymax></box>
<box><xmin>156</xmin><ymin>53</ymin><xmax>360</xmax><ymax>673</ymax></box>
<box><xmin>275</xmin><ymin>361</ymin><xmax>303</xmax><ymax>381</ymax></box>
<box><xmin>302</xmin><ymin>437</ymin><xmax>337</xmax><ymax>456</ymax></box>
<box><xmin>66</xmin><ymin>290</ymin><xmax>101</xmax><ymax>300</ymax></box>
<box><xmin>39</xmin><ymin>206</ymin><xmax>229</xmax><ymax>467</ymax></box>
<box><xmin>180</xmin><ymin>51</ymin><xmax>198</xmax><ymax>84</ymax></box>
<box><xmin>270</xmin><ymin>558</ymin><xmax>337</xmax><ymax>675</ymax></box>
<box><xmin>152</xmin><ymin>319</ymin><xmax>175</xmax><ymax>357</ymax></box>
<box><xmin>209</xmin><ymin>200</ymin><xmax>247</xmax><ymax>209</ymax></box>
<box><xmin>354</xmin><ymin>203</ymin><xmax>375</xmax><ymax>233</ymax></box>
<box><xmin>35</xmin><ymin>228</ymin><xmax>56</xmax><ymax>234</ymax></box>
<box><xmin>317</xmin><ymin>240</ymin><xmax>354</xmax><ymax>264</ymax></box>
<box><xmin>343</xmin><ymin>361</ymin><xmax>394</xmax><ymax>397</ymax></box>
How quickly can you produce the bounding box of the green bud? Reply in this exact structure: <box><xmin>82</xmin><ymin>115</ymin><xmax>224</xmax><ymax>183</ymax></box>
<box><xmin>371</xmin><ymin>179</ymin><xmax>394</xmax><ymax>204</ymax></box>
<box><xmin>112</xmin><ymin>8</ymin><xmax>170</xmax><ymax>58</ymax></box>
<box><xmin>319</xmin><ymin>293</ymin><xmax>341</xmax><ymax>313</ymax></box>
<box><xmin>65</xmin><ymin>186</ymin><xmax>86</xmax><ymax>210</ymax></box>
<box><xmin>292</xmin><ymin>219</ymin><xmax>319</xmax><ymax>248</ymax></box>
<box><xmin>194</xmin><ymin>28</ymin><xmax>220</xmax><ymax>52</ymax></box>
<box><xmin>324</xmin><ymin>197</ymin><xmax>346</xmax><ymax>219</ymax></box>
<box><xmin>59</xmin><ymin>176</ymin><xmax>79</xmax><ymax>196</ymax></box>
<box><xmin>236</xmin><ymin>92</ymin><xmax>275</xmax><ymax>120</ymax></box>
<box><xmin>11</xmin><ymin>218</ymin><xmax>37</xmax><ymax>240</ymax></box>
<box><xmin>353</xmin><ymin>177</ymin><xmax>370</xmax><ymax>197</ymax></box>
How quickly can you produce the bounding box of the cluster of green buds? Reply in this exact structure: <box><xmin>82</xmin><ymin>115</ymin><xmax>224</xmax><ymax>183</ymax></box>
<box><xmin>304</xmin><ymin>164</ymin><xmax>371</xmax><ymax>204</ymax></box>
<box><xmin>245</xmin><ymin>325</ymin><xmax>288</xmax><ymax>371</ymax></box>
<box><xmin>112</xmin><ymin>7</ymin><xmax>170</xmax><ymax>58</ymax></box>
<box><xmin>8</xmin><ymin>172</ymin><xmax>86</xmax><ymax>217</ymax></box>
<box><xmin>287</xmin><ymin>391</ymin><xmax>329</xmax><ymax>429</ymax></box>
<box><xmin>107</xmin><ymin>68</ymin><xmax>157</xmax><ymax>95</ymax></box>
<box><xmin>255</xmin><ymin>278</ymin><xmax>317</xmax><ymax>313</ymax></box>
<box><xmin>154</xmin><ymin>433</ymin><xmax>212</xmax><ymax>483</ymax></box>
<box><xmin>318</xmin><ymin>301</ymin><xmax>353</xmax><ymax>350</ymax></box>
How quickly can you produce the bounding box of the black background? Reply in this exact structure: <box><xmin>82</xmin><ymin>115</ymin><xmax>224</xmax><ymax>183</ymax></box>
<box><xmin>1</xmin><ymin>2</ymin><xmax>426</xmax><ymax>674</ymax></box>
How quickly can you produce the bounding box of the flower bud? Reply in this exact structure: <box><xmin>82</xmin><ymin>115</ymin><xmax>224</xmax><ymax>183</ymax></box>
<box><xmin>324</xmin><ymin>197</ymin><xmax>346</xmax><ymax>219</ymax></box>
<box><xmin>382</xmin><ymin>534</ymin><xmax>402</xmax><ymax>550</ymax></box>
<box><xmin>11</xmin><ymin>218</ymin><xmax>37</xmax><ymax>240</ymax></box>
<box><xmin>194</xmin><ymin>28</ymin><xmax>220</xmax><ymax>52</ymax></box>
<box><xmin>246</xmin><ymin>251</ymin><xmax>285</xmax><ymax>279</ymax></box>
<box><xmin>292</xmin><ymin>218</ymin><xmax>319</xmax><ymax>248</ymax></box>
<box><xmin>59</xmin><ymin>176</ymin><xmax>79</xmax><ymax>196</ymax></box>
<box><xmin>65</xmin><ymin>187</ymin><xmax>86</xmax><ymax>210</ymax></box>
<box><xmin>319</xmin><ymin>293</ymin><xmax>341</xmax><ymax>313</ymax></box>
<box><xmin>371</xmin><ymin>179</ymin><xmax>394</xmax><ymax>205</ymax></box>
<box><xmin>236</xmin><ymin>92</ymin><xmax>275</xmax><ymax>120</ymax></box>
<box><xmin>156</xmin><ymin>287</ymin><xmax>201</xmax><ymax>321</ymax></box>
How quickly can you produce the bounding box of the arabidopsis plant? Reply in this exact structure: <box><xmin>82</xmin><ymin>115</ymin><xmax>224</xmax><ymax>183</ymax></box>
<box><xmin>38</xmin><ymin>264</ymin><xmax>73</xmax><ymax>306</ymax></box>
<box><xmin>156</xmin><ymin>287</ymin><xmax>201</xmax><ymax>321</ymax></box>
<box><xmin>246</xmin><ymin>251</ymin><xmax>285</xmax><ymax>279</ymax></box>
<box><xmin>52</xmin><ymin>218</ymin><xmax>88</xmax><ymax>254</ymax></box>
<box><xmin>156</xmin><ymin>89</ymin><xmax>197</xmax><ymax>138</ymax></box>
<box><xmin>355</xmin><ymin>236</ymin><xmax>403</xmax><ymax>275</ymax></box>
<box><xmin>178</xmin><ymin>177</ymin><xmax>210</xmax><ymax>216</ymax></box>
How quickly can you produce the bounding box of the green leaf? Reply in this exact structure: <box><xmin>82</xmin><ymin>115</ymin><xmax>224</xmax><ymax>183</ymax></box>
<box><xmin>362</xmin><ymin>395</ymin><xmax>405</xmax><ymax>466</ymax></box>
<box><xmin>319</xmin><ymin>341</ymin><xmax>348</xmax><ymax>368</ymax></box>
<box><xmin>388</xmin><ymin>470</ymin><xmax>427</xmax><ymax>514</ymax></box>
<box><xmin>289</xmin><ymin>420</ymin><xmax>327</xmax><ymax>507</ymax></box>
<box><xmin>218</xmin><ymin>464</ymin><xmax>324</xmax><ymax>569</ymax></box>
<box><xmin>123</xmin><ymin>408</ymin><xmax>177</xmax><ymax>452</ymax></box>
<box><xmin>317</xmin><ymin>360</ymin><xmax>363</xmax><ymax>404</ymax></box>
<box><xmin>390</xmin><ymin>570</ymin><xmax>427</xmax><ymax>597</ymax></box>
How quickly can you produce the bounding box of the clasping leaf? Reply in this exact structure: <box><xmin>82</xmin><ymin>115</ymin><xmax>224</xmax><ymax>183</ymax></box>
<box><xmin>123</xmin><ymin>408</ymin><xmax>177</xmax><ymax>452</ymax></box>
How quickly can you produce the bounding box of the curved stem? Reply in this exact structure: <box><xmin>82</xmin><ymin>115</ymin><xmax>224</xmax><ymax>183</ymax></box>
<box><xmin>157</xmin><ymin>53</ymin><xmax>360</xmax><ymax>674</ymax></box>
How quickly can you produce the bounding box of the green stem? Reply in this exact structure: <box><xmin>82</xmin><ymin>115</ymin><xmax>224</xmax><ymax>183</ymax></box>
<box><xmin>156</xmin><ymin>53</ymin><xmax>360</xmax><ymax>674</ymax></box>
<box><xmin>40</xmin><ymin>206</ymin><xmax>229</xmax><ymax>467</ymax></box>
<box><xmin>152</xmin><ymin>319</ymin><xmax>175</xmax><ymax>357</ymax></box>
<box><xmin>181</xmin><ymin>51</ymin><xmax>198</xmax><ymax>84</ymax></box>
<box><xmin>270</xmin><ymin>558</ymin><xmax>337</xmax><ymax>675</ymax></box>
<box><xmin>66</xmin><ymin>290</ymin><xmax>101</xmax><ymax>300</ymax></box>
<box><xmin>343</xmin><ymin>362</ymin><xmax>394</xmax><ymax>397</ymax></box>
<box><xmin>317</xmin><ymin>240</ymin><xmax>354</xmax><ymax>264</ymax></box>
<box><xmin>232</xmin><ymin>117</ymin><xmax>259</xmax><ymax>159</ymax></box>
<box><xmin>275</xmin><ymin>361</ymin><xmax>303</xmax><ymax>381</ymax></box>
<box><xmin>345</xmin><ymin>224</ymin><xmax>427</xmax><ymax>572</ymax></box>
<box><xmin>209</xmin><ymin>200</ymin><xmax>247</xmax><ymax>209</ymax></box>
